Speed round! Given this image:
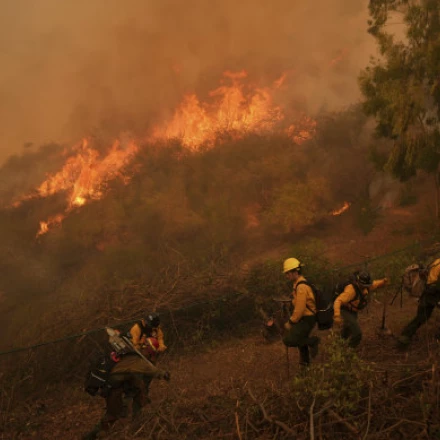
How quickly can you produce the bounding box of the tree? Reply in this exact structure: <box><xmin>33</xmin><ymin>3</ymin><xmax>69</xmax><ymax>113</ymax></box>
<box><xmin>359</xmin><ymin>0</ymin><xmax>440</xmax><ymax>217</ymax></box>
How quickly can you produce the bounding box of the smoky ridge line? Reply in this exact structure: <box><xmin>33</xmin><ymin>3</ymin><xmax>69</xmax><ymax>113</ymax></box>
<box><xmin>0</xmin><ymin>0</ymin><xmax>375</xmax><ymax>165</ymax></box>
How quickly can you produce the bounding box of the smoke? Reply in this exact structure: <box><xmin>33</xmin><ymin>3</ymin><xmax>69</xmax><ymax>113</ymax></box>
<box><xmin>0</xmin><ymin>0</ymin><xmax>374</xmax><ymax>163</ymax></box>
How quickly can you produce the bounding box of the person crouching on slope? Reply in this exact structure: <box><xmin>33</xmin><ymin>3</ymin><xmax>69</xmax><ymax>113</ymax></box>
<box><xmin>282</xmin><ymin>258</ymin><xmax>320</xmax><ymax>367</ymax></box>
<box><xmin>130</xmin><ymin>312</ymin><xmax>167</xmax><ymax>353</ymax></box>
<box><xmin>127</xmin><ymin>313</ymin><xmax>167</xmax><ymax>406</ymax></box>
<box><xmin>333</xmin><ymin>271</ymin><xmax>388</xmax><ymax>348</ymax></box>
<box><xmin>83</xmin><ymin>338</ymin><xmax>170</xmax><ymax>440</ymax></box>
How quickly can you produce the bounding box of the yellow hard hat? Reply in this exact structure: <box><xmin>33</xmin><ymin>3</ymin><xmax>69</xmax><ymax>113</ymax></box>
<box><xmin>283</xmin><ymin>258</ymin><xmax>302</xmax><ymax>273</ymax></box>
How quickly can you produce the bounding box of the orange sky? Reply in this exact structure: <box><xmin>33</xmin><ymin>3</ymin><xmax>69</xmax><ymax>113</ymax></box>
<box><xmin>0</xmin><ymin>0</ymin><xmax>374</xmax><ymax>164</ymax></box>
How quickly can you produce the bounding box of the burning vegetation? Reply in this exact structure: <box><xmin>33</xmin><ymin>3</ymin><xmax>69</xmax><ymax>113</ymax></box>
<box><xmin>9</xmin><ymin>71</ymin><xmax>322</xmax><ymax>236</ymax></box>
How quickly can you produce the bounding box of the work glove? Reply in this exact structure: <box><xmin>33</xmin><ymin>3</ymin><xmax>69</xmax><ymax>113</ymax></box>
<box><xmin>383</xmin><ymin>277</ymin><xmax>390</xmax><ymax>286</ymax></box>
<box><xmin>284</xmin><ymin>320</ymin><xmax>293</xmax><ymax>331</ymax></box>
<box><xmin>163</xmin><ymin>371</ymin><xmax>171</xmax><ymax>382</ymax></box>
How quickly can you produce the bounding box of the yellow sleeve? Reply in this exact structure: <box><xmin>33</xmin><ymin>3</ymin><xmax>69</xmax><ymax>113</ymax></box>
<box><xmin>334</xmin><ymin>285</ymin><xmax>356</xmax><ymax>318</ymax></box>
<box><xmin>290</xmin><ymin>285</ymin><xmax>308</xmax><ymax>323</ymax></box>
<box><xmin>130</xmin><ymin>323</ymin><xmax>142</xmax><ymax>349</ymax></box>
<box><xmin>156</xmin><ymin>327</ymin><xmax>167</xmax><ymax>352</ymax></box>
<box><xmin>428</xmin><ymin>260</ymin><xmax>440</xmax><ymax>284</ymax></box>
<box><xmin>370</xmin><ymin>279</ymin><xmax>387</xmax><ymax>291</ymax></box>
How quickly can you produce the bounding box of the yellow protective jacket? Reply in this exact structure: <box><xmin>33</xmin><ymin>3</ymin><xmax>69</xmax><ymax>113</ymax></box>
<box><xmin>289</xmin><ymin>275</ymin><xmax>316</xmax><ymax>323</ymax></box>
<box><xmin>130</xmin><ymin>322</ymin><xmax>167</xmax><ymax>352</ymax></box>
<box><xmin>334</xmin><ymin>279</ymin><xmax>387</xmax><ymax>318</ymax></box>
<box><xmin>427</xmin><ymin>258</ymin><xmax>440</xmax><ymax>285</ymax></box>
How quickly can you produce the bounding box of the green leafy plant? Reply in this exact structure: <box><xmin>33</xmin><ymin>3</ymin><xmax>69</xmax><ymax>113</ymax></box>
<box><xmin>292</xmin><ymin>335</ymin><xmax>373</xmax><ymax>416</ymax></box>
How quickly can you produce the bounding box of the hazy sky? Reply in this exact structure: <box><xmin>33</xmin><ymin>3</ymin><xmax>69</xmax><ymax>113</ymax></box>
<box><xmin>0</xmin><ymin>0</ymin><xmax>374</xmax><ymax>163</ymax></box>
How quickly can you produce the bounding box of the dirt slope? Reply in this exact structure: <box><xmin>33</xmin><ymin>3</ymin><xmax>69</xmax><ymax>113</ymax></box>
<box><xmin>4</xmin><ymin>291</ymin><xmax>439</xmax><ymax>439</ymax></box>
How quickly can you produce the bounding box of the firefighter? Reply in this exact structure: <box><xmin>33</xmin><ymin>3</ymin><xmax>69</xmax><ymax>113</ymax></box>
<box><xmin>333</xmin><ymin>271</ymin><xmax>388</xmax><ymax>348</ymax></box>
<box><xmin>397</xmin><ymin>258</ymin><xmax>440</xmax><ymax>348</ymax></box>
<box><xmin>130</xmin><ymin>313</ymin><xmax>167</xmax><ymax>353</ymax></box>
<box><xmin>126</xmin><ymin>314</ymin><xmax>166</xmax><ymax>411</ymax></box>
<box><xmin>282</xmin><ymin>258</ymin><xmax>320</xmax><ymax>367</ymax></box>
<box><xmin>83</xmin><ymin>337</ymin><xmax>170</xmax><ymax>440</ymax></box>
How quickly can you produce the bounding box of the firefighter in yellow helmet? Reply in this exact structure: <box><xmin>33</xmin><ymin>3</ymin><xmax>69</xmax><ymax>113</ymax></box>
<box><xmin>282</xmin><ymin>258</ymin><xmax>320</xmax><ymax>367</ymax></box>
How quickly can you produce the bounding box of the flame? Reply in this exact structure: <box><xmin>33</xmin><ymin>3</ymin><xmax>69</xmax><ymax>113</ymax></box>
<box><xmin>286</xmin><ymin>116</ymin><xmax>317</xmax><ymax>145</ymax></box>
<box><xmin>22</xmin><ymin>137</ymin><xmax>138</xmax><ymax>236</ymax></box>
<box><xmin>36</xmin><ymin>214</ymin><xmax>65</xmax><ymax>237</ymax></box>
<box><xmin>152</xmin><ymin>70</ymin><xmax>315</xmax><ymax>149</ymax></box>
<box><xmin>331</xmin><ymin>201</ymin><xmax>351</xmax><ymax>216</ymax></box>
<box><xmin>14</xmin><ymin>70</ymin><xmax>319</xmax><ymax>237</ymax></box>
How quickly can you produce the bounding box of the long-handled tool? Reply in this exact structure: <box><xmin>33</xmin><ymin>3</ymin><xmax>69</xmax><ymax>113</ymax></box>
<box><xmin>106</xmin><ymin>327</ymin><xmax>156</xmax><ymax>369</ymax></box>
<box><xmin>376</xmin><ymin>299</ymin><xmax>393</xmax><ymax>336</ymax></box>
<box><xmin>390</xmin><ymin>277</ymin><xmax>404</xmax><ymax>307</ymax></box>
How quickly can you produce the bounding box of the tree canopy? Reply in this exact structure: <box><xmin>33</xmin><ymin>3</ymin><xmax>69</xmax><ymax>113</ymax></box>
<box><xmin>360</xmin><ymin>0</ymin><xmax>440</xmax><ymax>189</ymax></box>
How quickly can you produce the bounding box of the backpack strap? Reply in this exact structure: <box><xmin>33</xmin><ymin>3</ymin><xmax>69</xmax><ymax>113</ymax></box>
<box><xmin>137</xmin><ymin>320</ymin><xmax>149</xmax><ymax>338</ymax></box>
<box><xmin>296</xmin><ymin>280</ymin><xmax>316</xmax><ymax>315</ymax></box>
<box><xmin>345</xmin><ymin>283</ymin><xmax>366</xmax><ymax>311</ymax></box>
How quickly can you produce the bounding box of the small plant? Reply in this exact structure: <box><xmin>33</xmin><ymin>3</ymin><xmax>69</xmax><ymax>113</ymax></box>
<box><xmin>291</xmin><ymin>335</ymin><xmax>373</xmax><ymax>416</ymax></box>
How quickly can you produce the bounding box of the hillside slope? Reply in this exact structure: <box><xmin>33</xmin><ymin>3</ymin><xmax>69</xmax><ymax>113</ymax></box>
<box><xmin>3</xmin><ymin>292</ymin><xmax>439</xmax><ymax>439</ymax></box>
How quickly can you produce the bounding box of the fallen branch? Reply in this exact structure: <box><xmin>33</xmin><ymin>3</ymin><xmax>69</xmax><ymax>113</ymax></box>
<box><xmin>247</xmin><ymin>387</ymin><xmax>296</xmax><ymax>437</ymax></box>
<box><xmin>362</xmin><ymin>382</ymin><xmax>373</xmax><ymax>440</ymax></box>
<box><xmin>327</xmin><ymin>409</ymin><xmax>360</xmax><ymax>437</ymax></box>
<box><xmin>309</xmin><ymin>397</ymin><xmax>316</xmax><ymax>440</ymax></box>
<box><xmin>235</xmin><ymin>400</ymin><xmax>243</xmax><ymax>440</ymax></box>
<box><xmin>391</xmin><ymin>369</ymin><xmax>431</xmax><ymax>388</ymax></box>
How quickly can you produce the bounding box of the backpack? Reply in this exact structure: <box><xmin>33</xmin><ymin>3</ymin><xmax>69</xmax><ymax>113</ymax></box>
<box><xmin>119</xmin><ymin>320</ymin><xmax>153</xmax><ymax>340</ymax></box>
<box><xmin>334</xmin><ymin>280</ymin><xmax>368</xmax><ymax>311</ymax></box>
<box><xmin>296</xmin><ymin>280</ymin><xmax>334</xmax><ymax>330</ymax></box>
<box><xmin>84</xmin><ymin>351</ymin><xmax>118</xmax><ymax>398</ymax></box>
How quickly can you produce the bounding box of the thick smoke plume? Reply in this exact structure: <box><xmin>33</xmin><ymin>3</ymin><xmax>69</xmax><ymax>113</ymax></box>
<box><xmin>0</xmin><ymin>0</ymin><xmax>373</xmax><ymax>163</ymax></box>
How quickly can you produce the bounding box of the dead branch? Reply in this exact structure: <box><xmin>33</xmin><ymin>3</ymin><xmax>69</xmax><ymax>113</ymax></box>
<box><xmin>246</xmin><ymin>415</ymin><xmax>260</xmax><ymax>434</ymax></box>
<box><xmin>235</xmin><ymin>400</ymin><xmax>243</xmax><ymax>440</ymax></box>
<box><xmin>327</xmin><ymin>409</ymin><xmax>360</xmax><ymax>437</ymax></box>
<box><xmin>362</xmin><ymin>382</ymin><xmax>373</xmax><ymax>440</ymax></box>
<box><xmin>247</xmin><ymin>387</ymin><xmax>296</xmax><ymax>437</ymax></box>
<box><xmin>309</xmin><ymin>397</ymin><xmax>316</xmax><ymax>440</ymax></box>
<box><xmin>391</xmin><ymin>369</ymin><xmax>431</xmax><ymax>388</ymax></box>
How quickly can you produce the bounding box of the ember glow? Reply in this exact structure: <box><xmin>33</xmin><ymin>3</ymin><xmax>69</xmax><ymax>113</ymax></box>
<box><xmin>331</xmin><ymin>201</ymin><xmax>351</xmax><ymax>216</ymax></box>
<box><xmin>152</xmin><ymin>70</ymin><xmax>314</xmax><ymax>149</ymax></box>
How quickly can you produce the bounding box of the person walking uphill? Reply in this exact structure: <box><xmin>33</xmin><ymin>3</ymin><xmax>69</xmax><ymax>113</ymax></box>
<box><xmin>397</xmin><ymin>258</ymin><xmax>440</xmax><ymax>349</ymax></box>
<box><xmin>333</xmin><ymin>271</ymin><xmax>388</xmax><ymax>348</ymax></box>
<box><xmin>282</xmin><ymin>258</ymin><xmax>320</xmax><ymax>367</ymax></box>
